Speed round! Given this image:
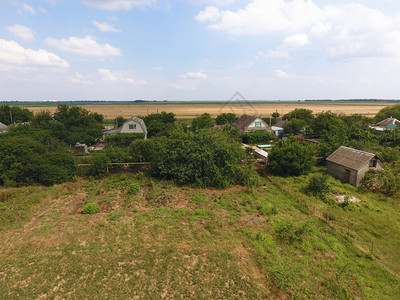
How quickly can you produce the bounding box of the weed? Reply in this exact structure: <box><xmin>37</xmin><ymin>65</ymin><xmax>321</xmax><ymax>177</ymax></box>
<box><xmin>190</xmin><ymin>191</ymin><xmax>208</xmax><ymax>204</ymax></box>
<box><xmin>82</xmin><ymin>203</ymin><xmax>100</xmax><ymax>214</ymax></box>
<box><xmin>188</xmin><ymin>209</ymin><xmax>214</xmax><ymax>221</ymax></box>
<box><xmin>128</xmin><ymin>182</ymin><xmax>141</xmax><ymax>195</ymax></box>
<box><xmin>109</xmin><ymin>209</ymin><xmax>124</xmax><ymax>221</ymax></box>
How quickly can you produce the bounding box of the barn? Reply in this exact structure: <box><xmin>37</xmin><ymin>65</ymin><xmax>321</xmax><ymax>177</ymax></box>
<box><xmin>326</xmin><ymin>146</ymin><xmax>383</xmax><ymax>187</ymax></box>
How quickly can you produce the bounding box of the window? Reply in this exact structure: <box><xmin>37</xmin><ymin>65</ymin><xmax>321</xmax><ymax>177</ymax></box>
<box><xmin>129</xmin><ymin>124</ymin><xmax>136</xmax><ymax>130</ymax></box>
<box><xmin>369</xmin><ymin>159</ymin><xmax>377</xmax><ymax>168</ymax></box>
<box><xmin>255</xmin><ymin>122</ymin><xmax>262</xmax><ymax>127</ymax></box>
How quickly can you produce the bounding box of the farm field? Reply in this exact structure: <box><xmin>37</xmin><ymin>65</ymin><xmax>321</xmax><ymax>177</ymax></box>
<box><xmin>1</xmin><ymin>171</ymin><xmax>399</xmax><ymax>299</ymax></box>
<box><xmin>23</xmin><ymin>101</ymin><xmax>392</xmax><ymax>119</ymax></box>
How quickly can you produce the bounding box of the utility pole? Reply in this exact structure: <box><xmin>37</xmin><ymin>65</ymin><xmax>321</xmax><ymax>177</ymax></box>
<box><xmin>9</xmin><ymin>109</ymin><xmax>13</xmax><ymax>124</ymax></box>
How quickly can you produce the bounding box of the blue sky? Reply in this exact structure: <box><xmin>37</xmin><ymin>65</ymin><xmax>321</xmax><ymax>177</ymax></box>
<box><xmin>1</xmin><ymin>0</ymin><xmax>400</xmax><ymax>101</ymax></box>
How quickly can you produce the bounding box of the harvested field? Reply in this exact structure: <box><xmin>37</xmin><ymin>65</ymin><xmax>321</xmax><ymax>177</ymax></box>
<box><xmin>25</xmin><ymin>101</ymin><xmax>391</xmax><ymax>119</ymax></box>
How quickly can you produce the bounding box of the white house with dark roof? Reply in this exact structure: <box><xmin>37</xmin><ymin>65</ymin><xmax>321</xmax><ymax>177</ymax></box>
<box><xmin>370</xmin><ymin>117</ymin><xmax>400</xmax><ymax>133</ymax></box>
<box><xmin>104</xmin><ymin>117</ymin><xmax>147</xmax><ymax>139</ymax></box>
<box><xmin>234</xmin><ymin>114</ymin><xmax>272</xmax><ymax>135</ymax></box>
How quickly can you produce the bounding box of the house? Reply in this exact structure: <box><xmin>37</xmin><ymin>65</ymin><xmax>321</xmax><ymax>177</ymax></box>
<box><xmin>234</xmin><ymin>114</ymin><xmax>272</xmax><ymax>135</ymax></box>
<box><xmin>0</xmin><ymin>122</ymin><xmax>8</xmax><ymax>133</ymax></box>
<box><xmin>326</xmin><ymin>146</ymin><xmax>383</xmax><ymax>187</ymax></box>
<box><xmin>271</xmin><ymin>119</ymin><xmax>286</xmax><ymax>136</ymax></box>
<box><xmin>370</xmin><ymin>117</ymin><xmax>400</xmax><ymax>133</ymax></box>
<box><xmin>104</xmin><ymin>117</ymin><xmax>147</xmax><ymax>139</ymax></box>
<box><xmin>75</xmin><ymin>142</ymin><xmax>88</xmax><ymax>153</ymax></box>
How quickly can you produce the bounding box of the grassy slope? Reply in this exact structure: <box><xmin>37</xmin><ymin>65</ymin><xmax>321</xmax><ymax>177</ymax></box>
<box><xmin>0</xmin><ymin>171</ymin><xmax>399</xmax><ymax>299</ymax></box>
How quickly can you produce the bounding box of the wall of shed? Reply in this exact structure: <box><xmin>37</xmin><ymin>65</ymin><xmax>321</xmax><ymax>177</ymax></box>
<box><xmin>355</xmin><ymin>160</ymin><xmax>383</xmax><ymax>187</ymax></box>
<box><xmin>326</xmin><ymin>161</ymin><xmax>358</xmax><ymax>186</ymax></box>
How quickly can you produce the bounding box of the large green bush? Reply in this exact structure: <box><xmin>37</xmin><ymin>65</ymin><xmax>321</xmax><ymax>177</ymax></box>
<box><xmin>267</xmin><ymin>137</ymin><xmax>316</xmax><ymax>176</ymax></box>
<box><xmin>242</xmin><ymin>130</ymin><xmax>276</xmax><ymax>144</ymax></box>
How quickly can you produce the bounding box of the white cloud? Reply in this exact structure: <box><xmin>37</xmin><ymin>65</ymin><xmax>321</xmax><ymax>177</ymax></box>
<box><xmin>275</xmin><ymin>69</ymin><xmax>296</xmax><ymax>79</ymax></box>
<box><xmin>82</xmin><ymin>0</ymin><xmax>157</xmax><ymax>11</ymax></box>
<box><xmin>195</xmin><ymin>6</ymin><xmax>221</xmax><ymax>22</ymax></box>
<box><xmin>153</xmin><ymin>66</ymin><xmax>163</xmax><ymax>71</ymax></box>
<box><xmin>283</xmin><ymin>33</ymin><xmax>308</xmax><ymax>49</ymax></box>
<box><xmin>46</xmin><ymin>36</ymin><xmax>122</xmax><ymax>57</ymax></box>
<box><xmin>21</xmin><ymin>3</ymin><xmax>36</xmax><ymax>15</ymax></box>
<box><xmin>7</xmin><ymin>25</ymin><xmax>35</xmax><ymax>41</ymax></box>
<box><xmin>93</xmin><ymin>21</ymin><xmax>121</xmax><ymax>32</ymax></box>
<box><xmin>69</xmin><ymin>72</ymin><xmax>94</xmax><ymax>85</ymax></box>
<box><xmin>180</xmin><ymin>72</ymin><xmax>208</xmax><ymax>79</ymax></box>
<box><xmin>0</xmin><ymin>39</ymin><xmax>69</xmax><ymax>71</ymax></box>
<box><xmin>197</xmin><ymin>0</ymin><xmax>400</xmax><ymax>61</ymax></box>
<box><xmin>98</xmin><ymin>68</ymin><xmax>147</xmax><ymax>85</ymax></box>
<box><xmin>164</xmin><ymin>82</ymin><xmax>197</xmax><ymax>90</ymax></box>
<box><xmin>191</xmin><ymin>0</ymin><xmax>235</xmax><ymax>6</ymax></box>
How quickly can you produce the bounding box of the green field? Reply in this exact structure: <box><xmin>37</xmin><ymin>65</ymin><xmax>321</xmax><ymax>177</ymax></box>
<box><xmin>1</xmin><ymin>170</ymin><xmax>399</xmax><ymax>299</ymax></box>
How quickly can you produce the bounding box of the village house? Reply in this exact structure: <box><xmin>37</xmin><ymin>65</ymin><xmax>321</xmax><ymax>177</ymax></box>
<box><xmin>271</xmin><ymin>119</ymin><xmax>286</xmax><ymax>136</ymax></box>
<box><xmin>0</xmin><ymin>122</ymin><xmax>8</xmax><ymax>133</ymax></box>
<box><xmin>234</xmin><ymin>114</ymin><xmax>272</xmax><ymax>135</ymax></box>
<box><xmin>370</xmin><ymin>117</ymin><xmax>400</xmax><ymax>133</ymax></box>
<box><xmin>74</xmin><ymin>142</ymin><xmax>88</xmax><ymax>154</ymax></box>
<box><xmin>103</xmin><ymin>117</ymin><xmax>148</xmax><ymax>139</ymax></box>
<box><xmin>326</xmin><ymin>146</ymin><xmax>383</xmax><ymax>187</ymax></box>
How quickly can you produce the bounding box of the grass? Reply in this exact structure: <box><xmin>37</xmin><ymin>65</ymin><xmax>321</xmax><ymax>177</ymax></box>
<box><xmin>0</xmin><ymin>171</ymin><xmax>399</xmax><ymax>299</ymax></box>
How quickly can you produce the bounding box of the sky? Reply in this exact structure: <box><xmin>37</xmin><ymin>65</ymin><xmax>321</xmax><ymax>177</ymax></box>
<box><xmin>1</xmin><ymin>0</ymin><xmax>400</xmax><ymax>101</ymax></box>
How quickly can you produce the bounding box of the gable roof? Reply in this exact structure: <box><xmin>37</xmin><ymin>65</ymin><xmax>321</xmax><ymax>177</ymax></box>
<box><xmin>0</xmin><ymin>122</ymin><xmax>8</xmax><ymax>132</ymax></box>
<box><xmin>121</xmin><ymin>117</ymin><xmax>147</xmax><ymax>133</ymax></box>
<box><xmin>235</xmin><ymin>114</ymin><xmax>259</xmax><ymax>129</ymax></box>
<box><xmin>326</xmin><ymin>146</ymin><xmax>378</xmax><ymax>171</ymax></box>
<box><xmin>274</xmin><ymin>120</ymin><xmax>286</xmax><ymax>128</ymax></box>
<box><xmin>376</xmin><ymin>117</ymin><xmax>400</xmax><ymax>127</ymax></box>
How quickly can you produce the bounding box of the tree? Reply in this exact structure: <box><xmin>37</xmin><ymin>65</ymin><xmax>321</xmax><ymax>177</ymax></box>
<box><xmin>283</xmin><ymin>119</ymin><xmax>307</xmax><ymax>135</ymax></box>
<box><xmin>375</xmin><ymin>104</ymin><xmax>400</xmax><ymax>122</ymax></box>
<box><xmin>191</xmin><ymin>113</ymin><xmax>214</xmax><ymax>131</ymax></box>
<box><xmin>283</xmin><ymin>108</ymin><xmax>314</xmax><ymax>123</ymax></box>
<box><xmin>267</xmin><ymin>137</ymin><xmax>316</xmax><ymax>176</ymax></box>
<box><xmin>135</xmin><ymin>128</ymin><xmax>259</xmax><ymax>188</ymax></box>
<box><xmin>272</xmin><ymin>112</ymin><xmax>280</xmax><ymax>119</ymax></box>
<box><xmin>53</xmin><ymin>104</ymin><xmax>103</xmax><ymax>145</ymax></box>
<box><xmin>380</xmin><ymin>127</ymin><xmax>400</xmax><ymax>147</ymax></box>
<box><xmin>215</xmin><ymin>113</ymin><xmax>238</xmax><ymax>125</ymax></box>
<box><xmin>242</xmin><ymin>130</ymin><xmax>276</xmax><ymax>144</ymax></box>
<box><xmin>142</xmin><ymin>112</ymin><xmax>176</xmax><ymax>138</ymax></box>
<box><xmin>0</xmin><ymin>105</ymin><xmax>33</xmax><ymax>125</ymax></box>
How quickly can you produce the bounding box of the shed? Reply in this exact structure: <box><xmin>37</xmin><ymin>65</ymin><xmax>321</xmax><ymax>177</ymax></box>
<box><xmin>326</xmin><ymin>146</ymin><xmax>382</xmax><ymax>186</ymax></box>
<box><xmin>234</xmin><ymin>114</ymin><xmax>272</xmax><ymax>135</ymax></box>
<box><xmin>75</xmin><ymin>142</ymin><xmax>88</xmax><ymax>154</ymax></box>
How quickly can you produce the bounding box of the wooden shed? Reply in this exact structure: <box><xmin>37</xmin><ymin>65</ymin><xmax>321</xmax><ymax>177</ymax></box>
<box><xmin>326</xmin><ymin>146</ymin><xmax>382</xmax><ymax>187</ymax></box>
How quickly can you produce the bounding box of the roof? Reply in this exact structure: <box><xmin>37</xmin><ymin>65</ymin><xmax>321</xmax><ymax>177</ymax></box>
<box><xmin>0</xmin><ymin>122</ymin><xmax>8</xmax><ymax>132</ymax></box>
<box><xmin>234</xmin><ymin>114</ymin><xmax>259</xmax><ymax>129</ymax></box>
<box><xmin>122</xmin><ymin>117</ymin><xmax>147</xmax><ymax>133</ymax></box>
<box><xmin>326</xmin><ymin>146</ymin><xmax>378</xmax><ymax>171</ymax></box>
<box><xmin>274</xmin><ymin>120</ymin><xmax>286</xmax><ymax>128</ymax></box>
<box><xmin>376</xmin><ymin>117</ymin><xmax>400</xmax><ymax>127</ymax></box>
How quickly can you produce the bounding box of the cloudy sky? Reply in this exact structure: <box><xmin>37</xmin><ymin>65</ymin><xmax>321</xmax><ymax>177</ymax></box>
<box><xmin>1</xmin><ymin>0</ymin><xmax>400</xmax><ymax>101</ymax></box>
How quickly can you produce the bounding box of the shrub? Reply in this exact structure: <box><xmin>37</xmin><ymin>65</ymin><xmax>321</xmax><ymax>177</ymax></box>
<box><xmin>274</xmin><ymin>218</ymin><xmax>314</xmax><ymax>243</ymax></box>
<box><xmin>305</xmin><ymin>173</ymin><xmax>331</xmax><ymax>198</ymax></box>
<box><xmin>89</xmin><ymin>154</ymin><xmax>109</xmax><ymax>178</ymax></box>
<box><xmin>128</xmin><ymin>182</ymin><xmax>141</xmax><ymax>195</ymax></box>
<box><xmin>259</xmin><ymin>203</ymin><xmax>277</xmax><ymax>216</ymax></box>
<box><xmin>242</xmin><ymin>130</ymin><xmax>276</xmax><ymax>144</ymax></box>
<box><xmin>82</xmin><ymin>203</ymin><xmax>100</xmax><ymax>214</ymax></box>
<box><xmin>267</xmin><ymin>137</ymin><xmax>316</xmax><ymax>176</ymax></box>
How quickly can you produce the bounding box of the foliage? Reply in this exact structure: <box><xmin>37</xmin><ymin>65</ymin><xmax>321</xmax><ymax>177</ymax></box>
<box><xmin>215</xmin><ymin>113</ymin><xmax>238</xmax><ymax>125</ymax></box>
<box><xmin>89</xmin><ymin>154</ymin><xmax>110</xmax><ymax>178</ymax></box>
<box><xmin>147</xmin><ymin>128</ymin><xmax>259</xmax><ymax>188</ymax></box>
<box><xmin>378</xmin><ymin>164</ymin><xmax>400</xmax><ymax>196</ymax></box>
<box><xmin>81</xmin><ymin>203</ymin><xmax>100</xmax><ymax>214</ymax></box>
<box><xmin>128</xmin><ymin>182</ymin><xmax>141</xmax><ymax>195</ymax></box>
<box><xmin>0</xmin><ymin>105</ymin><xmax>33</xmax><ymax>125</ymax></box>
<box><xmin>105</xmin><ymin>133</ymin><xmax>145</xmax><ymax>146</ymax></box>
<box><xmin>267</xmin><ymin>137</ymin><xmax>316</xmax><ymax>176</ymax></box>
<box><xmin>375</xmin><ymin>104</ymin><xmax>400</xmax><ymax>121</ymax></box>
<box><xmin>129</xmin><ymin>139</ymin><xmax>160</xmax><ymax>162</ymax></box>
<box><xmin>0</xmin><ymin>136</ymin><xmax>76</xmax><ymax>186</ymax></box>
<box><xmin>283</xmin><ymin>119</ymin><xmax>307</xmax><ymax>135</ymax></box>
<box><xmin>191</xmin><ymin>113</ymin><xmax>214</xmax><ymax>131</ymax></box>
<box><xmin>305</xmin><ymin>173</ymin><xmax>331</xmax><ymax>198</ymax></box>
<box><xmin>115</xmin><ymin>116</ymin><xmax>127</xmax><ymax>127</ymax></box>
<box><xmin>273</xmin><ymin>217</ymin><xmax>314</xmax><ymax>243</ymax></box>
<box><xmin>380</xmin><ymin>127</ymin><xmax>400</xmax><ymax>147</ymax></box>
<box><xmin>379</xmin><ymin>146</ymin><xmax>400</xmax><ymax>163</ymax></box>
<box><xmin>272</xmin><ymin>112</ymin><xmax>280</xmax><ymax>119</ymax></box>
<box><xmin>142</xmin><ymin>112</ymin><xmax>176</xmax><ymax>137</ymax></box>
<box><xmin>53</xmin><ymin>104</ymin><xmax>104</xmax><ymax>145</ymax></box>
<box><xmin>222</xmin><ymin>123</ymin><xmax>241</xmax><ymax>142</ymax></box>
<box><xmin>283</xmin><ymin>108</ymin><xmax>314</xmax><ymax>123</ymax></box>
<box><xmin>242</xmin><ymin>130</ymin><xmax>276</xmax><ymax>144</ymax></box>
